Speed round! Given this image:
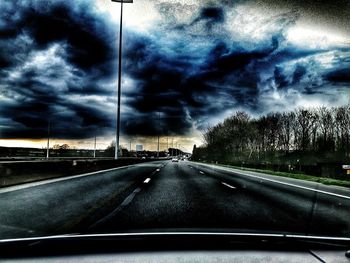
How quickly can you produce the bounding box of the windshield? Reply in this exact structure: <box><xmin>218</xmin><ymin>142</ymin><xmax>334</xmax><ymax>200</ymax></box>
<box><xmin>0</xmin><ymin>0</ymin><xmax>349</xmax><ymax>242</ymax></box>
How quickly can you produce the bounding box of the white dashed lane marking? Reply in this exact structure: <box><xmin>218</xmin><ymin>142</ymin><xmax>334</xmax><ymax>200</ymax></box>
<box><xmin>143</xmin><ymin>178</ymin><xmax>151</xmax><ymax>184</ymax></box>
<box><xmin>198</xmin><ymin>163</ymin><xmax>350</xmax><ymax>200</ymax></box>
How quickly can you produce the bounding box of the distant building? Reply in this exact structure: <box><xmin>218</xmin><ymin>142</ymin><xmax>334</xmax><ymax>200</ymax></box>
<box><xmin>136</xmin><ymin>144</ymin><xmax>143</xmax><ymax>151</ymax></box>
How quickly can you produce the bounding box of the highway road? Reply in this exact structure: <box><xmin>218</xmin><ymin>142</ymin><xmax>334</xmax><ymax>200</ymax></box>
<box><xmin>0</xmin><ymin>160</ymin><xmax>350</xmax><ymax>240</ymax></box>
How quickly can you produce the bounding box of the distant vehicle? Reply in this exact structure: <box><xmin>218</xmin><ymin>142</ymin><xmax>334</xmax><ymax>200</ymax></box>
<box><xmin>172</xmin><ymin>158</ymin><xmax>179</xmax><ymax>162</ymax></box>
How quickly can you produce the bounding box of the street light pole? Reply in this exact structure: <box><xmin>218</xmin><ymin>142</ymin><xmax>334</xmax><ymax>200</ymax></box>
<box><xmin>46</xmin><ymin>120</ymin><xmax>50</xmax><ymax>159</ymax></box>
<box><xmin>111</xmin><ymin>0</ymin><xmax>133</xmax><ymax>159</ymax></box>
<box><xmin>157</xmin><ymin>112</ymin><xmax>160</xmax><ymax>158</ymax></box>
<box><xmin>93</xmin><ymin>135</ymin><xmax>97</xmax><ymax>158</ymax></box>
<box><xmin>157</xmin><ymin>136</ymin><xmax>160</xmax><ymax>158</ymax></box>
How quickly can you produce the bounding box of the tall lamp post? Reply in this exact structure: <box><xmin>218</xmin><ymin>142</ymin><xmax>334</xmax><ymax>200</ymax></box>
<box><xmin>157</xmin><ymin>112</ymin><xmax>160</xmax><ymax>158</ymax></box>
<box><xmin>46</xmin><ymin>119</ymin><xmax>50</xmax><ymax>159</ymax></box>
<box><xmin>111</xmin><ymin>0</ymin><xmax>133</xmax><ymax>159</ymax></box>
<box><xmin>93</xmin><ymin>135</ymin><xmax>97</xmax><ymax>158</ymax></box>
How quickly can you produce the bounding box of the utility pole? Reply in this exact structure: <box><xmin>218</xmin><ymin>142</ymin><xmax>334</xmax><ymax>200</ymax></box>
<box><xmin>93</xmin><ymin>135</ymin><xmax>97</xmax><ymax>158</ymax></box>
<box><xmin>157</xmin><ymin>136</ymin><xmax>160</xmax><ymax>158</ymax></box>
<box><xmin>111</xmin><ymin>0</ymin><xmax>133</xmax><ymax>159</ymax></box>
<box><xmin>46</xmin><ymin>120</ymin><xmax>50</xmax><ymax>159</ymax></box>
<box><xmin>157</xmin><ymin>112</ymin><xmax>160</xmax><ymax>158</ymax></box>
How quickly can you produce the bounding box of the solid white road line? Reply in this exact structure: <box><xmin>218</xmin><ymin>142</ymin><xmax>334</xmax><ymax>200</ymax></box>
<box><xmin>221</xmin><ymin>182</ymin><xmax>236</xmax><ymax>189</ymax></box>
<box><xmin>196</xmin><ymin>163</ymin><xmax>350</xmax><ymax>200</ymax></box>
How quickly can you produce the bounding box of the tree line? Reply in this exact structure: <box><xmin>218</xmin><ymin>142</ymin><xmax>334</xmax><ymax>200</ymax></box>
<box><xmin>193</xmin><ymin>105</ymin><xmax>350</xmax><ymax>165</ymax></box>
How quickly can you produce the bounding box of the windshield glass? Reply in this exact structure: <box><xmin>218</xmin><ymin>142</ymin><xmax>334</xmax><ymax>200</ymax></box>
<box><xmin>0</xmin><ymin>0</ymin><xmax>349</xmax><ymax>241</ymax></box>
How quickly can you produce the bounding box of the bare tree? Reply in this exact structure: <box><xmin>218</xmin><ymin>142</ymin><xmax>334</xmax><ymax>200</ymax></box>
<box><xmin>334</xmin><ymin>105</ymin><xmax>350</xmax><ymax>156</ymax></box>
<box><xmin>265</xmin><ymin>113</ymin><xmax>281</xmax><ymax>153</ymax></box>
<box><xmin>295</xmin><ymin>108</ymin><xmax>317</xmax><ymax>151</ymax></box>
<box><xmin>200</xmin><ymin>105</ymin><xmax>350</xmax><ymax>164</ymax></box>
<box><xmin>279</xmin><ymin>111</ymin><xmax>295</xmax><ymax>153</ymax></box>
<box><xmin>316</xmin><ymin>106</ymin><xmax>334</xmax><ymax>152</ymax></box>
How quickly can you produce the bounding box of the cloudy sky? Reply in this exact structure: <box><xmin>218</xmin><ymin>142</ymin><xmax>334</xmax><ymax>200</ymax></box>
<box><xmin>0</xmin><ymin>0</ymin><xmax>349</xmax><ymax>151</ymax></box>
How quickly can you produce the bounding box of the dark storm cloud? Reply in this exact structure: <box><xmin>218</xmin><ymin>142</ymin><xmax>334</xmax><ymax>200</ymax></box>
<box><xmin>274</xmin><ymin>67</ymin><xmax>289</xmax><ymax>89</ymax></box>
<box><xmin>1</xmin><ymin>0</ymin><xmax>349</xmax><ymax>140</ymax></box>
<box><xmin>121</xmin><ymin>29</ymin><xmax>277</xmax><ymax>134</ymax></box>
<box><xmin>121</xmin><ymin>33</ymin><xmax>194</xmax><ymax>136</ymax></box>
<box><xmin>325</xmin><ymin>68</ymin><xmax>350</xmax><ymax>83</ymax></box>
<box><xmin>191</xmin><ymin>6</ymin><xmax>225</xmax><ymax>27</ymax></box>
<box><xmin>120</xmin><ymin>1</ymin><xmax>349</xmax><ymax>133</ymax></box>
<box><xmin>15</xmin><ymin>2</ymin><xmax>115</xmax><ymax>74</ymax></box>
<box><xmin>0</xmin><ymin>0</ymin><xmax>117</xmax><ymax>139</ymax></box>
<box><xmin>292</xmin><ymin>64</ymin><xmax>307</xmax><ymax>84</ymax></box>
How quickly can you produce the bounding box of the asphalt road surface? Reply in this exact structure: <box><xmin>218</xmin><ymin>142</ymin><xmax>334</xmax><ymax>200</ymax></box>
<box><xmin>1</xmin><ymin>160</ymin><xmax>350</xmax><ymax>239</ymax></box>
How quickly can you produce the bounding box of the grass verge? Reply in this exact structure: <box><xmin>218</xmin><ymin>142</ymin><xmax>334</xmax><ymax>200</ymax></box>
<box><xmin>200</xmin><ymin>162</ymin><xmax>350</xmax><ymax>188</ymax></box>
